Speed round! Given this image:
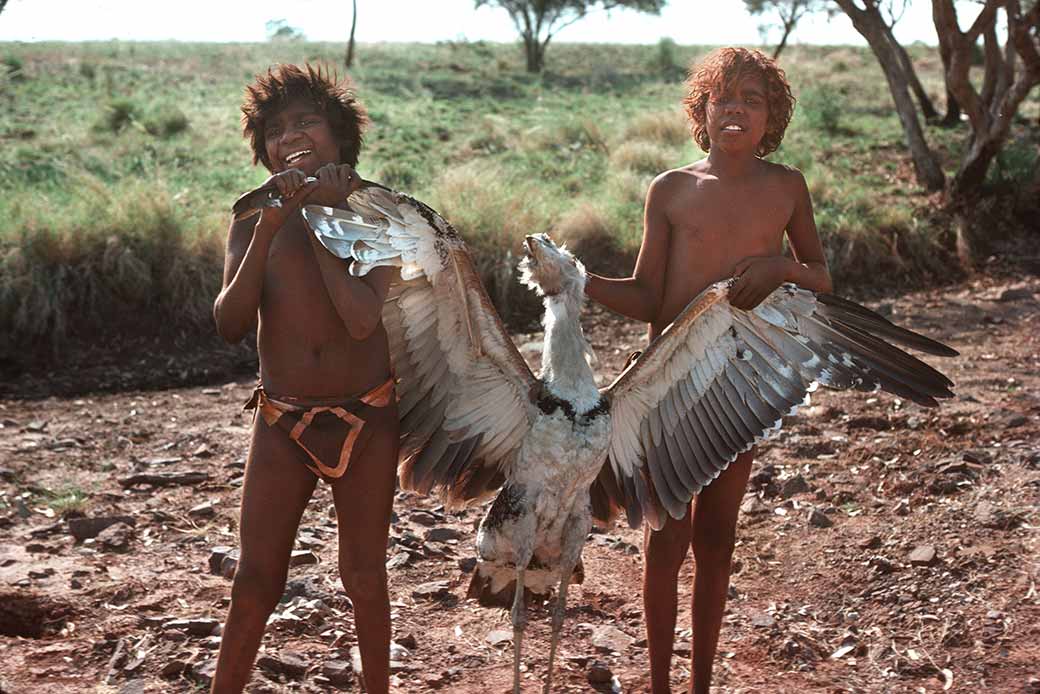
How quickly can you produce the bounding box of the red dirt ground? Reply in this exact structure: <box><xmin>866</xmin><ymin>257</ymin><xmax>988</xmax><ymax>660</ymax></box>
<box><xmin>1</xmin><ymin>273</ymin><xmax>1037</xmax><ymax>694</ymax></box>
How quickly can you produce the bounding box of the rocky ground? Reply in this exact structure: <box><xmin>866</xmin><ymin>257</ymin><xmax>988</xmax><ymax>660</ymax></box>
<box><xmin>1</xmin><ymin>273</ymin><xmax>1038</xmax><ymax>694</ymax></box>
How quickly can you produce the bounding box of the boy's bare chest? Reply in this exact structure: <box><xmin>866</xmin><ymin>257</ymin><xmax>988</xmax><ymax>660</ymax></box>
<box><xmin>681</xmin><ymin>185</ymin><xmax>793</xmax><ymax>243</ymax></box>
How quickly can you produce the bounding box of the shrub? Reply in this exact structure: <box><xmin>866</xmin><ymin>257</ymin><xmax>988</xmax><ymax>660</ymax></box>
<box><xmin>143</xmin><ymin>105</ymin><xmax>189</xmax><ymax>138</ymax></box>
<box><xmin>97</xmin><ymin>98</ymin><xmax>141</xmax><ymax>133</ymax></box>
<box><xmin>798</xmin><ymin>85</ymin><xmax>843</xmax><ymax>135</ymax></box>
<box><xmin>621</xmin><ymin>110</ymin><xmax>689</xmax><ymax>148</ymax></box>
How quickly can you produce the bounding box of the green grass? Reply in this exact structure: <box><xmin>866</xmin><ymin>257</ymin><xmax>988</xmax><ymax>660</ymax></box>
<box><xmin>0</xmin><ymin>40</ymin><xmax>1036</xmax><ymax>353</ymax></box>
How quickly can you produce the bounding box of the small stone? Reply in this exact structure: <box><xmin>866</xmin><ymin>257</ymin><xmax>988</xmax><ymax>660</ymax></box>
<box><xmin>740</xmin><ymin>496</ymin><xmax>768</xmax><ymax>515</ymax></box>
<box><xmin>408</xmin><ymin>510</ymin><xmax>439</xmax><ymax>527</ymax></box>
<box><xmin>962</xmin><ymin>449</ymin><xmax>993</xmax><ymax>465</ymax></box>
<box><xmin>220</xmin><ymin>553</ymin><xmax>240</xmax><ymax>579</ymax></box>
<box><xmin>118</xmin><ymin>679</ymin><xmax>145</xmax><ymax>694</ymax></box>
<box><xmin>424</xmin><ymin>527</ymin><xmax>462</xmax><ymax>543</ymax></box>
<box><xmin>322</xmin><ymin>659</ymin><xmax>353</xmax><ymax>687</ymax></box>
<box><xmin>209</xmin><ymin>546</ymin><xmax>234</xmax><ymax>575</ymax></box>
<box><xmin>457</xmin><ymin>557</ymin><xmax>477</xmax><ymax>573</ymax></box>
<box><xmin>188</xmin><ymin>658</ymin><xmax>217</xmax><ymax>684</ymax></box>
<box><xmin>188</xmin><ymin>502</ymin><xmax>216</xmax><ymax>519</ymax></box>
<box><xmin>97</xmin><ymin>523</ymin><xmax>134</xmax><ymax>552</ymax></box>
<box><xmin>909</xmin><ymin>545</ymin><xmax>937</xmax><ymax>567</ymax></box>
<box><xmin>395</xmin><ymin>633</ymin><xmax>418</xmax><ymax>650</ymax></box>
<box><xmin>289</xmin><ymin>550</ymin><xmax>318</xmax><ymax>567</ymax></box>
<box><xmin>67</xmin><ymin>515</ymin><xmax>136</xmax><ymax>542</ymax></box>
<box><xmin>412</xmin><ymin>580</ymin><xmax>452</xmax><ymax>600</ymax></box>
<box><xmin>588</xmin><ymin>624</ymin><xmax>635</xmax><ymax>653</ymax></box>
<box><xmin>808</xmin><ymin>509</ymin><xmax>834</xmax><ymax>528</ymax></box>
<box><xmin>750</xmin><ymin>611</ymin><xmax>775</xmax><ymax>628</ymax></box>
<box><xmin>997</xmin><ymin>287</ymin><xmax>1033</xmax><ymax>302</ymax></box>
<box><xmin>486</xmin><ymin>629</ymin><xmax>513</xmax><ymax>646</ymax></box>
<box><xmin>160</xmin><ymin>658</ymin><xmax>190</xmax><ymax>677</ymax></box>
<box><xmin>163</xmin><ymin>618</ymin><xmax>221</xmax><ymax>637</ymax></box>
<box><xmin>386</xmin><ymin>552</ymin><xmax>410</xmax><ymax>571</ymax></box>
<box><xmin>257</xmin><ymin>651</ymin><xmax>308</xmax><ymax>679</ymax></box>
<box><xmin>1005</xmin><ymin>414</ymin><xmax>1027</xmax><ymax>429</ymax></box>
<box><xmin>781</xmin><ymin>475</ymin><xmax>810</xmax><ymax>498</ymax></box>
<box><xmin>893</xmin><ymin>499</ymin><xmax>911</xmax><ymax>516</ymax></box>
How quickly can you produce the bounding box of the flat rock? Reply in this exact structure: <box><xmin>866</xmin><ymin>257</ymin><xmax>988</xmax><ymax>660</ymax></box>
<box><xmin>808</xmin><ymin>509</ymin><xmax>834</xmax><ymax>528</ymax></box>
<box><xmin>322</xmin><ymin>659</ymin><xmax>353</xmax><ymax>687</ymax></box>
<box><xmin>209</xmin><ymin>546</ymin><xmax>235</xmax><ymax>575</ymax></box>
<box><xmin>750</xmin><ymin>610</ymin><xmax>776</xmax><ymax>628</ymax></box>
<box><xmin>909</xmin><ymin>545</ymin><xmax>937</xmax><ymax>567</ymax></box>
<box><xmin>408</xmin><ymin>510</ymin><xmax>439</xmax><ymax>527</ymax></box>
<box><xmin>486</xmin><ymin>629</ymin><xmax>513</xmax><ymax>646</ymax></box>
<box><xmin>163</xmin><ymin>618</ymin><xmax>221</xmax><ymax>637</ymax></box>
<box><xmin>188</xmin><ymin>502</ymin><xmax>216</xmax><ymax>519</ymax></box>
<box><xmin>97</xmin><ymin>523</ymin><xmax>134</xmax><ymax>552</ymax></box>
<box><xmin>257</xmin><ymin>651</ymin><xmax>308</xmax><ymax>679</ymax></box>
<box><xmin>588</xmin><ymin>624</ymin><xmax>635</xmax><ymax>653</ymax></box>
<box><xmin>68</xmin><ymin>515</ymin><xmax>136</xmax><ymax>542</ymax></box>
<box><xmin>289</xmin><ymin>550</ymin><xmax>319</xmax><ymax>567</ymax></box>
<box><xmin>412</xmin><ymin>580</ymin><xmax>452</xmax><ymax>600</ymax></box>
<box><xmin>781</xmin><ymin>475</ymin><xmax>810</xmax><ymax>498</ymax></box>
<box><xmin>457</xmin><ymin>556</ymin><xmax>477</xmax><ymax>573</ymax></box>
<box><xmin>189</xmin><ymin>658</ymin><xmax>217</xmax><ymax>684</ymax></box>
<box><xmin>386</xmin><ymin>552</ymin><xmax>411</xmax><ymax>571</ymax></box>
<box><xmin>424</xmin><ymin>527</ymin><xmax>463</xmax><ymax>543</ymax></box>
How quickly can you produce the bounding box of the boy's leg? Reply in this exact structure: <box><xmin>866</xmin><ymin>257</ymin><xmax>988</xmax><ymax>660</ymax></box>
<box><xmin>211</xmin><ymin>421</ymin><xmax>318</xmax><ymax>694</ymax></box>
<box><xmin>689</xmin><ymin>450</ymin><xmax>754</xmax><ymax>694</ymax></box>
<box><xmin>644</xmin><ymin>509</ymin><xmax>693</xmax><ymax>694</ymax></box>
<box><xmin>330</xmin><ymin>403</ymin><xmax>399</xmax><ymax>694</ymax></box>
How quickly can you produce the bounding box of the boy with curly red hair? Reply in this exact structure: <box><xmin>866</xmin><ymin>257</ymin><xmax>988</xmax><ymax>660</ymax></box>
<box><xmin>211</xmin><ymin>64</ymin><xmax>398</xmax><ymax>694</ymax></box>
<box><xmin>586</xmin><ymin>47</ymin><xmax>832</xmax><ymax>693</ymax></box>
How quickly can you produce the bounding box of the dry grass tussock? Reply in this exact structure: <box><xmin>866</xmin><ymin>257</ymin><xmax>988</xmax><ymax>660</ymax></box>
<box><xmin>610</xmin><ymin>140</ymin><xmax>674</xmax><ymax>176</ymax></box>
<box><xmin>427</xmin><ymin>163</ymin><xmax>552</xmax><ymax>325</ymax></box>
<box><xmin>0</xmin><ymin>181</ymin><xmax>223</xmax><ymax>354</ymax></box>
<box><xmin>619</xmin><ymin>110</ymin><xmax>689</xmax><ymax>148</ymax></box>
<box><xmin>553</xmin><ymin>202</ymin><xmax>633</xmax><ymax>276</ymax></box>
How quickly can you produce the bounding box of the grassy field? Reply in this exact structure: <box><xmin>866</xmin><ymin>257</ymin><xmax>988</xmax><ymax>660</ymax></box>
<box><xmin>0</xmin><ymin>40</ymin><xmax>1037</xmax><ymax>355</ymax></box>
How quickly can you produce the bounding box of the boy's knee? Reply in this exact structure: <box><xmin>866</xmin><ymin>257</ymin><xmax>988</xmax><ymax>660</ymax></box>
<box><xmin>692</xmin><ymin>524</ymin><xmax>737</xmax><ymax>565</ymax></box>
<box><xmin>230</xmin><ymin>564</ymin><xmax>286</xmax><ymax>614</ymax></box>
<box><xmin>340</xmin><ymin>564</ymin><xmax>387</xmax><ymax>602</ymax></box>
<box><xmin>644</xmin><ymin>536</ymin><xmax>689</xmax><ymax>575</ymax></box>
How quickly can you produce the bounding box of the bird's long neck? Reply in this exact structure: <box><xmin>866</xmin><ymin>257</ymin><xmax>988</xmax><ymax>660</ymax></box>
<box><xmin>540</xmin><ymin>287</ymin><xmax>600</xmax><ymax>415</ymax></box>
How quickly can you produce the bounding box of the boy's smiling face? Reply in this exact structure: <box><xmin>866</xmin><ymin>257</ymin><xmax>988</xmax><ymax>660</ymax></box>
<box><xmin>706</xmin><ymin>73</ymin><xmax>769</xmax><ymax>155</ymax></box>
<box><xmin>263</xmin><ymin>100</ymin><xmax>342</xmax><ymax>175</ymax></box>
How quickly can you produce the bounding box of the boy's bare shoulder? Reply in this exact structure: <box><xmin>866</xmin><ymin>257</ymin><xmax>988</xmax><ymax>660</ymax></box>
<box><xmin>761</xmin><ymin>159</ymin><xmax>808</xmax><ymax>190</ymax></box>
<box><xmin>650</xmin><ymin>162</ymin><xmax>712</xmax><ymax>195</ymax></box>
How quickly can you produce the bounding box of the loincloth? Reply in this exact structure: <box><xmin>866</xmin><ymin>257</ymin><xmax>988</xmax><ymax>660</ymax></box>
<box><xmin>243</xmin><ymin>376</ymin><xmax>395</xmax><ymax>481</ymax></box>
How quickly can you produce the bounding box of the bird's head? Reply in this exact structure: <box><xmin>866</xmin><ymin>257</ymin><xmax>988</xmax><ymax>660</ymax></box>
<box><xmin>518</xmin><ymin>233</ymin><xmax>586</xmax><ymax>298</ymax></box>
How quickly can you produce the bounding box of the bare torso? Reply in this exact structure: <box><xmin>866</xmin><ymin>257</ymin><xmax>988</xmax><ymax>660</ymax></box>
<box><xmin>257</xmin><ymin>213</ymin><xmax>390</xmax><ymax>398</ymax></box>
<box><xmin>651</xmin><ymin>159</ymin><xmax>797</xmax><ymax>338</ymax></box>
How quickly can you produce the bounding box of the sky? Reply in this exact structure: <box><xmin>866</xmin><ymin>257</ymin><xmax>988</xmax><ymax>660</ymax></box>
<box><xmin>0</xmin><ymin>0</ymin><xmax>960</xmax><ymax>47</ymax></box>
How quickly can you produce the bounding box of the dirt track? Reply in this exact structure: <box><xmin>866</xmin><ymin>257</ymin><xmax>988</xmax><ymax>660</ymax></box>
<box><xmin>1</xmin><ymin>275</ymin><xmax>1038</xmax><ymax>694</ymax></box>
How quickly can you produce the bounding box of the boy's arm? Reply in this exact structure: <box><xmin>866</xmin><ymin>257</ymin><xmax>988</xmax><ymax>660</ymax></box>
<box><xmin>213</xmin><ymin>181</ymin><xmax>319</xmax><ymax>343</ymax></box>
<box><xmin>728</xmin><ymin>170</ymin><xmax>832</xmax><ymax>310</ymax></box>
<box><xmin>585</xmin><ymin>174</ymin><xmax>673</xmax><ymax>323</ymax></box>
<box><xmin>307</xmin><ymin>234</ymin><xmax>394</xmax><ymax>341</ymax></box>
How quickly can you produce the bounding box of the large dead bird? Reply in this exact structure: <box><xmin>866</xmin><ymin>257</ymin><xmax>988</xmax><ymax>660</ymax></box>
<box><xmin>238</xmin><ymin>179</ymin><xmax>957</xmax><ymax>693</ymax></box>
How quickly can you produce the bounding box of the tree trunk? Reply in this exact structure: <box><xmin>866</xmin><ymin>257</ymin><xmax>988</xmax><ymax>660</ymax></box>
<box><xmin>772</xmin><ymin>18</ymin><xmax>796</xmax><ymax>60</ymax></box>
<box><xmin>523</xmin><ymin>34</ymin><xmax>544</xmax><ymax>72</ymax></box>
<box><xmin>891</xmin><ymin>36</ymin><xmax>939</xmax><ymax>119</ymax></box>
<box><xmin>344</xmin><ymin>0</ymin><xmax>357</xmax><ymax>69</ymax></box>
<box><xmin>835</xmin><ymin>0</ymin><xmax>945</xmax><ymax>191</ymax></box>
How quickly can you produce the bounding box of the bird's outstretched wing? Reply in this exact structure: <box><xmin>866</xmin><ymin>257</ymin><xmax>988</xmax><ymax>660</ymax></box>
<box><xmin>302</xmin><ymin>186</ymin><xmax>539</xmax><ymax>505</ymax></box>
<box><xmin>599</xmin><ymin>281</ymin><xmax>958</xmax><ymax>530</ymax></box>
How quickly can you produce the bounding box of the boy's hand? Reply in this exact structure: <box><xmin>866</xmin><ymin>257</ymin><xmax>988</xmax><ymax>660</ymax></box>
<box><xmin>729</xmin><ymin>256</ymin><xmax>789</xmax><ymax>310</ymax></box>
<box><xmin>256</xmin><ymin>168</ymin><xmax>319</xmax><ymax>234</ymax></box>
<box><xmin>307</xmin><ymin>163</ymin><xmax>362</xmax><ymax>208</ymax></box>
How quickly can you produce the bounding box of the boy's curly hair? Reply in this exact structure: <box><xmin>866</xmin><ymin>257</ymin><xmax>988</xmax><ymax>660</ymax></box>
<box><xmin>241</xmin><ymin>63</ymin><xmax>368</xmax><ymax>171</ymax></box>
<box><xmin>682</xmin><ymin>47</ymin><xmax>794</xmax><ymax>157</ymax></box>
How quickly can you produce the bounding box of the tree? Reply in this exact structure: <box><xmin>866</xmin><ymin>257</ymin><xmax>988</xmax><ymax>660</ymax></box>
<box><xmin>745</xmin><ymin>0</ymin><xmax>828</xmax><ymax>59</ymax></box>
<box><xmin>0</xmin><ymin>1</ymin><xmax>8</xmax><ymax>17</ymax></box>
<box><xmin>832</xmin><ymin>0</ymin><xmax>946</xmax><ymax>190</ymax></box>
<box><xmin>266</xmin><ymin>19</ymin><xmax>304</xmax><ymax>42</ymax></box>
<box><xmin>476</xmin><ymin>0</ymin><xmax>667</xmax><ymax>73</ymax></box>
<box><xmin>345</xmin><ymin>0</ymin><xmax>358</xmax><ymax>69</ymax></box>
<box><xmin>932</xmin><ymin>0</ymin><xmax>1040</xmax><ymax>198</ymax></box>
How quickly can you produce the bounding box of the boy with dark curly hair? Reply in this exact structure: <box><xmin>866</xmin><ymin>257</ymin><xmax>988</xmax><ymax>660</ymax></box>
<box><xmin>586</xmin><ymin>47</ymin><xmax>832</xmax><ymax>693</ymax></box>
<box><xmin>211</xmin><ymin>64</ymin><xmax>398</xmax><ymax>694</ymax></box>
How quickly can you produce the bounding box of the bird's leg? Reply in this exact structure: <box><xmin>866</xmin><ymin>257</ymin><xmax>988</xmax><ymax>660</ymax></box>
<box><xmin>543</xmin><ymin>513</ymin><xmax>591</xmax><ymax>694</ymax></box>
<box><xmin>512</xmin><ymin>544</ymin><xmax>535</xmax><ymax>694</ymax></box>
